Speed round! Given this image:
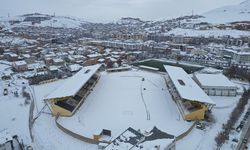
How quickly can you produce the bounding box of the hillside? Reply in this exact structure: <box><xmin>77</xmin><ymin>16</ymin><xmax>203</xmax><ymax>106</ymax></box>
<box><xmin>0</xmin><ymin>13</ymin><xmax>89</xmax><ymax>29</ymax></box>
<box><xmin>202</xmin><ymin>0</ymin><xmax>250</xmax><ymax>24</ymax></box>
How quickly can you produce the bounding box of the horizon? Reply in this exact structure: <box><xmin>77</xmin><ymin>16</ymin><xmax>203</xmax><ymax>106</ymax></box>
<box><xmin>0</xmin><ymin>0</ymin><xmax>244</xmax><ymax>23</ymax></box>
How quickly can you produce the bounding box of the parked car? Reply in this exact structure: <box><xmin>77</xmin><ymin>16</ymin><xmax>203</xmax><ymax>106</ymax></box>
<box><xmin>3</xmin><ymin>88</ymin><xmax>8</xmax><ymax>96</ymax></box>
<box><xmin>232</xmin><ymin>138</ymin><xmax>239</xmax><ymax>143</ymax></box>
<box><xmin>242</xmin><ymin>138</ymin><xmax>248</xmax><ymax>144</ymax></box>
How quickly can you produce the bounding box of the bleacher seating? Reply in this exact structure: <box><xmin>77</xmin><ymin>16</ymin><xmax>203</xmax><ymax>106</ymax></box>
<box><xmin>55</xmin><ymin>101</ymin><xmax>75</xmax><ymax>112</ymax></box>
<box><xmin>55</xmin><ymin>73</ymin><xmax>100</xmax><ymax>114</ymax></box>
<box><xmin>73</xmin><ymin>95</ymin><xmax>82</xmax><ymax>102</ymax></box>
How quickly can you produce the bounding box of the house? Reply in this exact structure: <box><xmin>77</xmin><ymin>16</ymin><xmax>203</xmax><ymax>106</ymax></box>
<box><xmin>172</xmin><ymin>35</ymin><xmax>184</xmax><ymax>44</ymax></box>
<box><xmin>193</xmin><ymin>73</ymin><xmax>237</xmax><ymax>96</ymax></box>
<box><xmin>219</xmin><ymin>49</ymin><xmax>250</xmax><ymax>64</ymax></box>
<box><xmin>12</xmin><ymin>61</ymin><xmax>28</xmax><ymax>72</ymax></box>
<box><xmin>52</xmin><ymin>58</ymin><xmax>64</xmax><ymax>66</ymax></box>
<box><xmin>234</xmin><ymin>52</ymin><xmax>250</xmax><ymax>63</ymax></box>
<box><xmin>67</xmin><ymin>55</ymin><xmax>86</xmax><ymax>63</ymax></box>
<box><xmin>67</xmin><ymin>64</ymin><xmax>82</xmax><ymax>73</ymax></box>
<box><xmin>27</xmin><ymin>62</ymin><xmax>46</xmax><ymax>72</ymax></box>
<box><xmin>48</xmin><ymin>66</ymin><xmax>59</xmax><ymax>76</ymax></box>
<box><xmin>4</xmin><ymin>53</ymin><xmax>18</xmax><ymax>61</ymax></box>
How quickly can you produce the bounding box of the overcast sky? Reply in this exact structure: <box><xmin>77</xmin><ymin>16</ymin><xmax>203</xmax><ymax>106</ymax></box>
<box><xmin>0</xmin><ymin>0</ymin><xmax>244</xmax><ymax>22</ymax></box>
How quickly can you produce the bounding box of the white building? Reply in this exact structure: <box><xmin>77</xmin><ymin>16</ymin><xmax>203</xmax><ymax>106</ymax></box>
<box><xmin>219</xmin><ymin>49</ymin><xmax>250</xmax><ymax>63</ymax></box>
<box><xmin>193</xmin><ymin>73</ymin><xmax>237</xmax><ymax>96</ymax></box>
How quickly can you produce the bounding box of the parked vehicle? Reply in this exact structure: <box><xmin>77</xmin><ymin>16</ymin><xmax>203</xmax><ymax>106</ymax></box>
<box><xmin>242</xmin><ymin>138</ymin><xmax>247</xmax><ymax>144</ymax></box>
<box><xmin>232</xmin><ymin>138</ymin><xmax>238</xmax><ymax>143</ymax></box>
<box><xmin>3</xmin><ymin>88</ymin><xmax>8</xmax><ymax>96</ymax></box>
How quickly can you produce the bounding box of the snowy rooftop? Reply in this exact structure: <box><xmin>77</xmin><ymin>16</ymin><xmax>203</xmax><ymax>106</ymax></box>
<box><xmin>164</xmin><ymin>65</ymin><xmax>215</xmax><ymax>105</ymax></box>
<box><xmin>105</xmin><ymin>127</ymin><xmax>144</xmax><ymax>150</ymax></box>
<box><xmin>68</xmin><ymin>64</ymin><xmax>82</xmax><ymax>72</ymax></box>
<box><xmin>198</xmin><ymin>67</ymin><xmax>222</xmax><ymax>74</ymax></box>
<box><xmin>139</xmin><ymin>65</ymin><xmax>159</xmax><ymax>71</ymax></box>
<box><xmin>194</xmin><ymin>73</ymin><xmax>237</xmax><ymax>89</ymax></box>
<box><xmin>45</xmin><ymin>64</ymin><xmax>101</xmax><ymax>99</ymax></box>
<box><xmin>13</xmin><ymin>60</ymin><xmax>27</xmax><ymax>66</ymax></box>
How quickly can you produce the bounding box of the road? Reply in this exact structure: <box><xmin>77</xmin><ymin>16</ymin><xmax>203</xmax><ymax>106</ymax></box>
<box><xmin>236</xmin><ymin>115</ymin><xmax>250</xmax><ymax>150</ymax></box>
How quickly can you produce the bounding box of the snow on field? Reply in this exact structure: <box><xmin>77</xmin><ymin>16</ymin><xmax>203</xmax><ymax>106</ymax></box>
<box><xmin>32</xmin><ymin>113</ymin><xmax>96</xmax><ymax>150</ymax></box>
<box><xmin>58</xmin><ymin>70</ymin><xmax>191</xmax><ymax>140</ymax></box>
<box><xmin>0</xmin><ymin>92</ymin><xmax>31</xmax><ymax>144</ymax></box>
<box><xmin>32</xmin><ymin>79</ymin><xmax>68</xmax><ymax>113</ymax></box>
<box><xmin>32</xmin><ymin>78</ymin><xmax>97</xmax><ymax>150</ymax></box>
<box><xmin>0</xmin><ymin>65</ymin><xmax>31</xmax><ymax>145</ymax></box>
<box><xmin>166</xmin><ymin>28</ymin><xmax>250</xmax><ymax>38</ymax></box>
<box><xmin>177</xmin><ymin>95</ymin><xmax>241</xmax><ymax>150</ymax></box>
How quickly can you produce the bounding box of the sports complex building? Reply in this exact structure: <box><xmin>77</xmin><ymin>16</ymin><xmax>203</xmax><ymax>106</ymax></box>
<box><xmin>45</xmin><ymin>64</ymin><xmax>102</xmax><ymax>116</ymax></box>
<box><xmin>43</xmin><ymin>64</ymin><xmax>217</xmax><ymax>149</ymax></box>
<box><xmin>164</xmin><ymin>65</ymin><xmax>216</xmax><ymax>121</ymax></box>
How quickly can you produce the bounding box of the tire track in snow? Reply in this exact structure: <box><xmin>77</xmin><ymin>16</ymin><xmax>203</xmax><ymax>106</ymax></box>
<box><xmin>140</xmin><ymin>79</ymin><xmax>150</xmax><ymax>120</ymax></box>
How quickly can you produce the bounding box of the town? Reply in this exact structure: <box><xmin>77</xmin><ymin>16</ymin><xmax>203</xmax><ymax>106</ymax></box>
<box><xmin>0</xmin><ymin>1</ymin><xmax>250</xmax><ymax>150</ymax></box>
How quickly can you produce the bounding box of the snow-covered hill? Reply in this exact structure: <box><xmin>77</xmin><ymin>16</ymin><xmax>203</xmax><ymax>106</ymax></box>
<box><xmin>116</xmin><ymin>17</ymin><xmax>145</xmax><ymax>25</ymax></box>
<box><xmin>0</xmin><ymin>13</ymin><xmax>89</xmax><ymax>29</ymax></box>
<box><xmin>202</xmin><ymin>0</ymin><xmax>250</xmax><ymax>24</ymax></box>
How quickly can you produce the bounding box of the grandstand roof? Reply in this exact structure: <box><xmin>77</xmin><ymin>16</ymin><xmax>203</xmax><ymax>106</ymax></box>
<box><xmin>164</xmin><ymin>65</ymin><xmax>215</xmax><ymax>105</ymax></box>
<box><xmin>45</xmin><ymin>64</ymin><xmax>101</xmax><ymax>100</ymax></box>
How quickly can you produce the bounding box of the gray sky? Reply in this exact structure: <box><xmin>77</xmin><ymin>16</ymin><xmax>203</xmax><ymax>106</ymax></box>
<box><xmin>0</xmin><ymin>0</ymin><xmax>243</xmax><ymax>22</ymax></box>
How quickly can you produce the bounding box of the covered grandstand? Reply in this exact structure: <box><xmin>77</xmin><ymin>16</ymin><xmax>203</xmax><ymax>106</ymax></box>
<box><xmin>44</xmin><ymin>64</ymin><xmax>102</xmax><ymax>116</ymax></box>
<box><xmin>164</xmin><ymin>65</ymin><xmax>215</xmax><ymax>121</ymax></box>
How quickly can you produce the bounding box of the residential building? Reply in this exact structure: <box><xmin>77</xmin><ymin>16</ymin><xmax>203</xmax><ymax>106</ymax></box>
<box><xmin>12</xmin><ymin>61</ymin><xmax>28</xmax><ymax>72</ymax></box>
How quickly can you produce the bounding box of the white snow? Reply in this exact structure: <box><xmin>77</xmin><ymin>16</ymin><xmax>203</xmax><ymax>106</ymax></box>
<box><xmin>202</xmin><ymin>0</ymin><xmax>250</xmax><ymax>24</ymax></box>
<box><xmin>177</xmin><ymin>95</ymin><xmax>241</xmax><ymax>150</ymax></box>
<box><xmin>0</xmin><ymin>66</ymin><xmax>31</xmax><ymax>145</ymax></box>
<box><xmin>58</xmin><ymin>70</ymin><xmax>191</xmax><ymax>140</ymax></box>
<box><xmin>1</xmin><ymin>64</ymin><xmax>248</xmax><ymax>150</ymax></box>
<box><xmin>13</xmin><ymin>60</ymin><xmax>27</xmax><ymax>66</ymax></box>
<box><xmin>0</xmin><ymin>14</ymin><xmax>88</xmax><ymax>29</ymax></box>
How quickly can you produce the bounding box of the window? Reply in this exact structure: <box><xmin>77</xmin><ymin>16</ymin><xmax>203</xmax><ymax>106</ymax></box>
<box><xmin>178</xmin><ymin>79</ymin><xmax>185</xmax><ymax>86</ymax></box>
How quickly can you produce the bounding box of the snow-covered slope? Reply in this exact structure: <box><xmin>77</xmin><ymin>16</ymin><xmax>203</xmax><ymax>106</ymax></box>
<box><xmin>0</xmin><ymin>13</ymin><xmax>89</xmax><ymax>29</ymax></box>
<box><xmin>116</xmin><ymin>17</ymin><xmax>145</xmax><ymax>25</ymax></box>
<box><xmin>202</xmin><ymin>0</ymin><xmax>250</xmax><ymax>24</ymax></box>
